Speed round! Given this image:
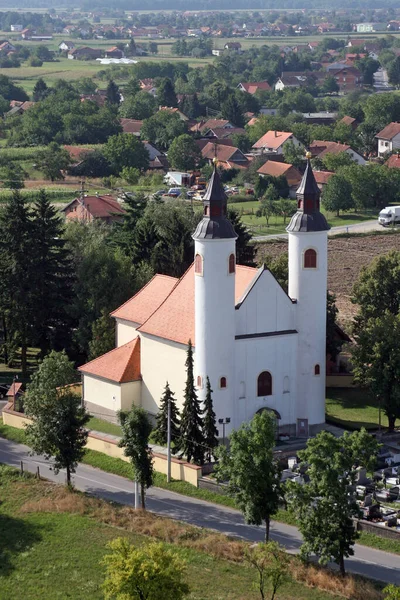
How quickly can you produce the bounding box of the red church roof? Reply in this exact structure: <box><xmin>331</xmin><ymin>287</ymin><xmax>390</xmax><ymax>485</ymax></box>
<box><xmin>79</xmin><ymin>338</ymin><xmax>141</xmax><ymax>383</ymax></box>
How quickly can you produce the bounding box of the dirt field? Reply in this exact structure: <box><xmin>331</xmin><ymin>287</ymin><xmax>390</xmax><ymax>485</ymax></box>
<box><xmin>256</xmin><ymin>231</ymin><xmax>400</xmax><ymax>325</ymax></box>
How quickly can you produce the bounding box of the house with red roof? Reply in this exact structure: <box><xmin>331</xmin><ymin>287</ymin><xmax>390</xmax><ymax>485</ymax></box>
<box><xmin>237</xmin><ymin>81</ymin><xmax>271</xmax><ymax>94</ymax></box>
<box><xmin>309</xmin><ymin>140</ymin><xmax>365</xmax><ymax>164</ymax></box>
<box><xmin>257</xmin><ymin>160</ymin><xmax>302</xmax><ymax>197</ymax></box>
<box><xmin>63</xmin><ymin>195</ymin><xmax>126</xmax><ymax>224</ymax></box>
<box><xmin>120</xmin><ymin>118</ymin><xmax>143</xmax><ymax>136</ymax></box>
<box><xmin>385</xmin><ymin>153</ymin><xmax>400</xmax><ymax>169</ymax></box>
<box><xmin>376</xmin><ymin>122</ymin><xmax>400</xmax><ymax>157</ymax></box>
<box><xmin>79</xmin><ymin>163</ymin><xmax>331</xmax><ymax>438</ymax></box>
<box><xmin>252</xmin><ymin>130</ymin><xmax>304</xmax><ymax>156</ymax></box>
<box><xmin>201</xmin><ymin>142</ymin><xmax>249</xmax><ymax>170</ymax></box>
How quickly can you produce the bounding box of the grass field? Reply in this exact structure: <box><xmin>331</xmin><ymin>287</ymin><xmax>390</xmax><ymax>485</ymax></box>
<box><xmin>325</xmin><ymin>388</ymin><xmax>388</xmax><ymax>430</ymax></box>
<box><xmin>230</xmin><ymin>199</ymin><xmax>376</xmax><ymax>236</ymax></box>
<box><xmin>2</xmin><ymin>464</ymin><xmax>377</xmax><ymax>600</ymax></box>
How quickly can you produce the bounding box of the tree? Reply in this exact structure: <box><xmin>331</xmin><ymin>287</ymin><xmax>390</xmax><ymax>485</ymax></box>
<box><xmin>141</xmin><ymin>111</ymin><xmax>186</xmax><ymax>151</ymax></box>
<box><xmin>168</xmin><ymin>134</ymin><xmax>201</xmax><ymax>171</ymax></box>
<box><xmin>0</xmin><ymin>191</ymin><xmax>33</xmax><ymax>375</ymax></box>
<box><xmin>120</xmin><ymin>90</ymin><xmax>157</xmax><ymax>120</ymax></box>
<box><xmin>149</xmin><ymin>42</ymin><xmax>158</xmax><ymax>54</ymax></box>
<box><xmin>30</xmin><ymin>190</ymin><xmax>74</xmax><ymax>356</ymax></box>
<box><xmin>322</xmin><ymin>173</ymin><xmax>354</xmax><ymax>216</ymax></box>
<box><xmin>119</xmin><ymin>407</ymin><xmax>154</xmax><ymax>509</ymax></box>
<box><xmin>215</xmin><ymin>410</ymin><xmax>281</xmax><ymax>542</ymax></box>
<box><xmin>24</xmin><ymin>350</ymin><xmax>88</xmax><ymax>486</ymax></box>
<box><xmin>321</xmin><ymin>151</ymin><xmax>353</xmax><ymax>172</ymax></box>
<box><xmin>245</xmin><ymin>542</ymin><xmax>289</xmax><ymax>600</ymax></box>
<box><xmin>326</xmin><ymin>292</ymin><xmax>343</xmax><ymax>360</ymax></box>
<box><xmin>227</xmin><ymin>207</ymin><xmax>256</xmax><ymax>267</ymax></box>
<box><xmin>203</xmin><ymin>377</ymin><xmax>218</xmax><ymax>463</ymax></box>
<box><xmin>123</xmin><ymin>76</ymin><xmax>140</xmax><ymax>98</ymax></box>
<box><xmin>333</xmin><ymin>122</ymin><xmax>354</xmax><ymax>145</ymax></box>
<box><xmin>256</xmin><ymin>185</ymin><xmax>278</xmax><ymax>227</ymax></box>
<box><xmin>384</xmin><ymin>585</ymin><xmax>400</xmax><ymax>600</ymax></box>
<box><xmin>88</xmin><ymin>309</ymin><xmax>114</xmax><ymax>360</ymax></box>
<box><xmin>179</xmin><ymin>340</ymin><xmax>205</xmax><ymax>465</ymax></box>
<box><xmin>322</xmin><ymin>75</ymin><xmax>339</xmax><ymax>94</ymax></box>
<box><xmin>287</xmin><ymin>429</ymin><xmax>380</xmax><ymax>575</ymax></box>
<box><xmin>363</xmin><ymin>93</ymin><xmax>400</xmax><ymax>130</ymax></box>
<box><xmin>32</xmin><ymin>78</ymin><xmax>49</xmax><ymax>102</ymax></box>
<box><xmin>388</xmin><ymin>57</ymin><xmax>400</xmax><ymax>87</ymax></box>
<box><xmin>102</xmin><ymin>538</ymin><xmax>190</xmax><ymax>600</ymax></box>
<box><xmin>36</xmin><ymin>143</ymin><xmax>71</xmax><ymax>181</ymax></box>
<box><xmin>156</xmin><ymin>77</ymin><xmax>178</xmax><ymax>108</ymax></box>
<box><xmin>273</xmin><ymin>198</ymin><xmax>296</xmax><ymax>225</ymax></box>
<box><xmin>221</xmin><ymin>95</ymin><xmax>245</xmax><ymax>128</ymax></box>
<box><xmin>352</xmin><ymin>313</ymin><xmax>400</xmax><ymax>431</ymax></box>
<box><xmin>106</xmin><ymin>79</ymin><xmax>121</xmax><ymax>106</ymax></box>
<box><xmin>231</xmin><ymin>132</ymin><xmax>251</xmax><ymax>153</ymax></box>
<box><xmin>125</xmin><ymin>38</ymin><xmax>137</xmax><ymax>58</ymax></box>
<box><xmin>152</xmin><ymin>382</ymin><xmax>181</xmax><ymax>452</ymax></box>
<box><xmin>103</xmin><ymin>133</ymin><xmax>149</xmax><ymax>175</ymax></box>
<box><xmin>283</xmin><ymin>140</ymin><xmax>304</xmax><ymax>169</ymax></box>
<box><xmin>0</xmin><ymin>162</ymin><xmax>25</xmax><ymax>189</ymax></box>
<box><xmin>355</xmin><ymin>57</ymin><xmax>379</xmax><ymax>86</ymax></box>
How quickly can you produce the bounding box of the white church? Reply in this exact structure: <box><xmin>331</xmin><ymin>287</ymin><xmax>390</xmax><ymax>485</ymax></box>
<box><xmin>79</xmin><ymin>158</ymin><xmax>329</xmax><ymax>438</ymax></box>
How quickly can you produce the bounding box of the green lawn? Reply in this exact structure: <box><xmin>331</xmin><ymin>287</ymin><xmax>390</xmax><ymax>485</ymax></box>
<box><xmin>0</xmin><ymin>347</ymin><xmax>40</xmax><ymax>385</ymax></box>
<box><xmin>325</xmin><ymin>388</ymin><xmax>388</xmax><ymax>430</ymax></box>
<box><xmin>229</xmin><ymin>200</ymin><xmax>376</xmax><ymax>236</ymax></box>
<box><xmin>0</xmin><ymin>465</ymin><xmax>349</xmax><ymax>600</ymax></box>
<box><xmin>87</xmin><ymin>416</ymin><xmax>122</xmax><ymax>437</ymax></box>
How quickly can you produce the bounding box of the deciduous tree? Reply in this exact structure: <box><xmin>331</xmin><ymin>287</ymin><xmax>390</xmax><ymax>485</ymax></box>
<box><xmin>102</xmin><ymin>538</ymin><xmax>190</xmax><ymax>600</ymax></box>
<box><xmin>245</xmin><ymin>542</ymin><xmax>289</xmax><ymax>600</ymax></box>
<box><xmin>215</xmin><ymin>410</ymin><xmax>281</xmax><ymax>542</ymax></box>
<box><xmin>322</xmin><ymin>173</ymin><xmax>354</xmax><ymax>216</ymax></box>
<box><xmin>168</xmin><ymin>134</ymin><xmax>201</xmax><ymax>171</ymax></box>
<box><xmin>37</xmin><ymin>142</ymin><xmax>71</xmax><ymax>181</ymax></box>
<box><xmin>119</xmin><ymin>407</ymin><xmax>154</xmax><ymax>509</ymax></box>
<box><xmin>103</xmin><ymin>133</ymin><xmax>149</xmax><ymax>175</ymax></box>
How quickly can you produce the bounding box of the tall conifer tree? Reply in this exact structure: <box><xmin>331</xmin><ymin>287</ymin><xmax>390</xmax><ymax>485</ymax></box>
<box><xmin>203</xmin><ymin>377</ymin><xmax>218</xmax><ymax>462</ymax></box>
<box><xmin>179</xmin><ymin>340</ymin><xmax>205</xmax><ymax>465</ymax></box>
<box><xmin>152</xmin><ymin>382</ymin><xmax>181</xmax><ymax>453</ymax></box>
<box><xmin>30</xmin><ymin>190</ymin><xmax>74</xmax><ymax>356</ymax></box>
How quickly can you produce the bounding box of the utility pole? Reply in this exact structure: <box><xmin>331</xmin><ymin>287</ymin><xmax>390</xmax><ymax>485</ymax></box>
<box><xmin>74</xmin><ymin>180</ymin><xmax>88</xmax><ymax>221</ymax></box>
<box><xmin>167</xmin><ymin>396</ymin><xmax>171</xmax><ymax>483</ymax></box>
<box><xmin>134</xmin><ymin>480</ymin><xmax>139</xmax><ymax>509</ymax></box>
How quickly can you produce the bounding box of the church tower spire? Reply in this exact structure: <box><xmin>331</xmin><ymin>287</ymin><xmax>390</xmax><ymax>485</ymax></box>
<box><xmin>193</xmin><ymin>162</ymin><xmax>237</xmax><ymax>435</ymax></box>
<box><xmin>287</xmin><ymin>155</ymin><xmax>330</xmax><ymax>437</ymax></box>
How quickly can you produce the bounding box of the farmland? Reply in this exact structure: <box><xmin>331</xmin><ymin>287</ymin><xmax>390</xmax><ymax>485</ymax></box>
<box><xmin>256</xmin><ymin>230</ymin><xmax>400</xmax><ymax>323</ymax></box>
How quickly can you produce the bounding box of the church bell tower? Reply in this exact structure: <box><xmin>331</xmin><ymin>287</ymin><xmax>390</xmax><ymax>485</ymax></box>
<box><xmin>192</xmin><ymin>163</ymin><xmax>237</xmax><ymax>433</ymax></box>
<box><xmin>287</xmin><ymin>154</ymin><xmax>330</xmax><ymax>436</ymax></box>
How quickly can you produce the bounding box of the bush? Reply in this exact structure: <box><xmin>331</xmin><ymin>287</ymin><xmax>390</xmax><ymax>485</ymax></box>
<box><xmin>29</xmin><ymin>56</ymin><xmax>43</xmax><ymax>67</ymax></box>
<box><xmin>227</xmin><ymin>194</ymin><xmax>256</xmax><ymax>204</ymax></box>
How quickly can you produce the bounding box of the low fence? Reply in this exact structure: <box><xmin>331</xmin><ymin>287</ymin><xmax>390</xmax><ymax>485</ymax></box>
<box><xmin>2</xmin><ymin>403</ymin><xmax>202</xmax><ymax>487</ymax></box>
<box><xmin>354</xmin><ymin>518</ymin><xmax>400</xmax><ymax>541</ymax></box>
<box><xmin>326</xmin><ymin>374</ymin><xmax>355</xmax><ymax>388</ymax></box>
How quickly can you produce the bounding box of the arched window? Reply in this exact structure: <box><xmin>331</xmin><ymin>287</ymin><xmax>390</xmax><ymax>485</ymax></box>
<box><xmin>314</xmin><ymin>364</ymin><xmax>320</xmax><ymax>376</ymax></box>
<box><xmin>194</xmin><ymin>253</ymin><xmax>203</xmax><ymax>276</ymax></box>
<box><xmin>228</xmin><ymin>253</ymin><xmax>235</xmax><ymax>274</ymax></box>
<box><xmin>304</xmin><ymin>248</ymin><xmax>317</xmax><ymax>269</ymax></box>
<box><xmin>220</xmin><ymin>377</ymin><xmax>227</xmax><ymax>389</ymax></box>
<box><xmin>197</xmin><ymin>375</ymin><xmax>203</xmax><ymax>388</ymax></box>
<box><xmin>257</xmin><ymin>371</ymin><xmax>272</xmax><ymax>397</ymax></box>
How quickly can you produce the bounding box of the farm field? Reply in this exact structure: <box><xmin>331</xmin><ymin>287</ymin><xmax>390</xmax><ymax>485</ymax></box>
<box><xmin>229</xmin><ymin>199</ymin><xmax>376</xmax><ymax>236</ymax></box>
<box><xmin>0</xmin><ymin>465</ymin><xmax>355</xmax><ymax>600</ymax></box>
<box><xmin>256</xmin><ymin>230</ymin><xmax>400</xmax><ymax>323</ymax></box>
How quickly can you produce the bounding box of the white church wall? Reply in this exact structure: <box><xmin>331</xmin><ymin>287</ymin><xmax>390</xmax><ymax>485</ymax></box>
<box><xmin>140</xmin><ymin>333</ymin><xmax>187</xmax><ymax>416</ymax></box>
<box><xmin>235</xmin><ymin>269</ymin><xmax>295</xmax><ymax>336</ymax></box>
<box><xmin>233</xmin><ymin>333</ymin><xmax>298</xmax><ymax>433</ymax></box>
<box><xmin>83</xmin><ymin>373</ymin><xmax>122</xmax><ymax>413</ymax></box>
<box><xmin>115</xmin><ymin>318</ymin><xmax>139</xmax><ymax>347</ymax></box>
<box><xmin>120</xmin><ymin>381</ymin><xmax>142</xmax><ymax>412</ymax></box>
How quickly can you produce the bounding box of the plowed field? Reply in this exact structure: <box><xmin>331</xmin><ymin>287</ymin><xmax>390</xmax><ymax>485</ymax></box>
<box><xmin>256</xmin><ymin>232</ymin><xmax>400</xmax><ymax>325</ymax></box>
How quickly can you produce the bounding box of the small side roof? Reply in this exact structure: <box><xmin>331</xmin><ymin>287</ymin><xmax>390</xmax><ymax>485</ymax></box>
<box><xmin>79</xmin><ymin>338</ymin><xmax>141</xmax><ymax>383</ymax></box>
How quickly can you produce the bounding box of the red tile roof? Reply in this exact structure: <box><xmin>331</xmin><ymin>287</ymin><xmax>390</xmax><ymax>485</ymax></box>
<box><xmin>138</xmin><ymin>264</ymin><xmax>258</xmax><ymax>345</ymax></box>
<box><xmin>79</xmin><ymin>338</ymin><xmax>141</xmax><ymax>383</ymax></box>
<box><xmin>64</xmin><ymin>196</ymin><xmax>126</xmax><ymax>219</ymax></box>
<box><xmin>309</xmin><ymin>140</ymin><xmax>351</xmax><ymax>157</ymax></box>
<box><xmin>340</xmin><ymin>116</ymin><xmax>356</xmax><ymax>127</ymax></box>
<box><xmin>120</xmin><ymin>118</ymin><xmax>143</xmax><ymax>134</ymax></box>
<box><xmin>240</xmin><ymin>81</ymin><xmax>271</xmax><ymax>94</ymax></box>
<box><xmin>314</xmin><ymin>170</ymin><xmax>334</xmax><ymax>185</ymax></box>
<box><xmin>6</xmin><ymin>382</ymin><xmax>22</xmax><ymax>396</ymax></box>
<box><xmin>252</xmin><ymin>130</ymin><xmax>294</xmax><ymax>150</ymax></box>
<box><xmin>111</xmin><ymin>274</ymin><xmax>178</xmax><ymax>325</ymax></box>
<box><xmin>386</xmin><ymin>154</ymin><xmax>400</xmax><ymax>168</ymax></box>
<box><xmin>202</xmin><ymin>142</ymin><xmax>245</xmax><ymax>162</ymax></box>
<box><xmin>64</xmin><ymin>145</ymin><xmax>93</xmax><ymax>160</ymax></box>
<box><xmin>376</xmin><ymin>122</ymin><xmax>400</xmax><ymax>141</ymax></box>
<box><xmin>257</xmin><ymin>160</ymin><xmax>301</xmax><ymax>186</ymax></box>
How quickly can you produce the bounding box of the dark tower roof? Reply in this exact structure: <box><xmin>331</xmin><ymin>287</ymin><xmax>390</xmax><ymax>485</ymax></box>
<box><xmin>286</xmin><ymin>157</ymin><xmax>330</xmax><ymax>233</ymax></box>
<box><xmin>193</xmin><ymin>163</ymin><xmax>237</xmax><ymax>240</ymax></box>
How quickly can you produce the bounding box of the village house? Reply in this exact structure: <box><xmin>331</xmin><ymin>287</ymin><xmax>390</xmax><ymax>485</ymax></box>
<box><xmin>63</xmin><ymin>195</ymin><xmax>126</xmax><ymax>224</ymax></box>
<box><xmin>59</xmin><ymin>40</ymin><xmax>75</xmax><ymax>52</ymax></box>
<box><xmin>105</xmin><ymin>46</ymin><xmax>124</xmax><ymax>59</ymax></box>
<box><xmin>0</xmin><ymin>41</ymin><xmax>16</xmax><ymax>53</ymax></box>
<box><xmin>201</xmin><ymin>142</ymin><xmax>250</xmax><ymax>170</ymax></box>
<box><xmin>68</xmin><ymin>47</ymin><xmax>102</xmax><ymax>60</ymax></box>
<box><xmin>237</xmin><ymin>81</ymin><xmax>271</xmax><ymax>94</ymax></box>
<box><xmin>252</xmin><ymin>130</ymin><xmax>303</xmax><ymax>155</ymax></box>
<box><xmin>120</xmin><ymin>118</ymin><xmax>143</xmax><ymax>136</ymax></box>
<box><xmin>313</xmin><ymin>171</ymin><xmax>334</xmax><ymax>191</ymax></box>
<box><xmin>376</xmin><ymin>122</ymin><xmax>400</xmax><ymax>157</ymax></box>
<box><xmin>257</xmin><ymin>160</ymin><xmax>302</xmax><ymax>198</ymax></box>
<box><xmin>309</xmin><ymin>140</ymin><xmax>366</xmax><ymax>165</ymax></box>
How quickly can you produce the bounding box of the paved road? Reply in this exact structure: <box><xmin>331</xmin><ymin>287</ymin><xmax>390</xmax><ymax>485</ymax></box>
<box><xmin>0</xmin><ymin>437</ymin><xmax>399</xmax><ymax>584</ymax></box>
<box><xmin>253</xmin><ymin>219</ymin><xmax>385</xmax><ymax>242</ymax></box>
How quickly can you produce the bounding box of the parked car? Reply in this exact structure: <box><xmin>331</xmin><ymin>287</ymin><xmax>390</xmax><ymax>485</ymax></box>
<box><xmin>153</xmin><ymin>189</ymin><xmax>166</xmax><ymax>197</ymax></box>
<box><xmin>167</xmin><ymin>188</ymin><xmax>182</xmax><ymax>197</ymax></box>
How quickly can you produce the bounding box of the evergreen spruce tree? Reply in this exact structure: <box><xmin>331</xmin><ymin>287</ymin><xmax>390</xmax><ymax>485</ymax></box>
<box><xmin>30</xmin><ymin>190</ymin><xmax>74</xmax><ymax>356</ymax></box>
<box><xmin>32</xmin><ymin>78</ymin><xmax>49</xmax><ymax>102</ymax></box>
<box><xmin>179</xmin><ymin>340</ymin><xmax>205</xmax><ymax>465</ymax></box>
<box><xmin>152</xmin><ymin>382</ymin><xmax>181</xmax><ymax>453</ymax></box>
<box><xmin>156</xmin><ymin>77</ymin><xmax>178</xmax><ymax>108</ymax></box>
<box><xmin>0</xmin><ymin>191</ymin><xmax>33</xmax><ymax>375</ymax></box>
<box><xmin>203</xmin><ymin>377</ymin><xmax>218</xmax><ymax>462</ymax></box>
<box><xmin>221</xmin><ymin>95</ymin><xmax>245</xmax><ymax>128</ymax></box>
<box><xmin>106</xmin><ymin>79</ymin><xmax>121</xmax><ymax>106</ymax></box>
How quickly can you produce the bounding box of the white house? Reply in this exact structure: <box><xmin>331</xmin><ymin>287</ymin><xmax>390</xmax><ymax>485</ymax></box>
<box><xmin>252</xmin><ymin>130</ymin><xmax>304</xmax><ymax>155</ymax></box>
<box><xmin>79</xmin><ymin>160</ymin><xmax>329</xmax><ymax>439</ymax></box>
<box><xmin>59</xmin><ymin>40</ymin><xmax>75</xmax><ymax>52</ymax></box>
<box><xmin>376</xmin><ymin>122</ymin><xmax>400</xmax><ymax>157</ymax></box>
<box><xmin>309</xmin><ymin>140</ymin><xmax>366</xmax><ymax>165</ymax></box>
